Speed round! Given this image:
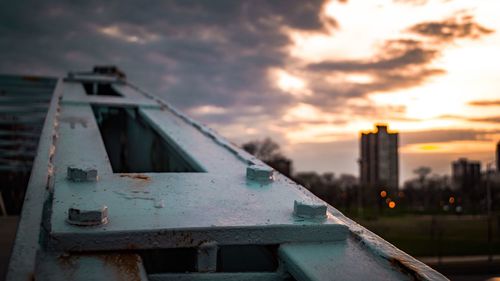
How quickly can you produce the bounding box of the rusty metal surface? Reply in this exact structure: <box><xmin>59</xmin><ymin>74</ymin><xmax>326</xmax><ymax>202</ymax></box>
<box><xmin>35</xmin><ymin>253</ymin><xmax>148</xmax><ymax>281</ymax></box>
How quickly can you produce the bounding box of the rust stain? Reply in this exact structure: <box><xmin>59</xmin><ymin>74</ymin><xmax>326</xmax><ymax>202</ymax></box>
<box><xmin>120</xmin><ymin>174</ymin><xmax>152</xmax><ymax>193</ymax></box>
<box><xmin>388</xmin><ymin>257</ymin><xmax>422</xmax><ymax>281</ymax></box>
<box><xmin>126</xmin><ymin>243</ymin><xmax>139</xmax><ymax>250</ymax></box>
<box><xmin>57</xmin><ymin>253</ymin><xmax>79</xmax><ymax>280</ymax></box>
<box><xmin>172</xmin><ymin>231</ymin><xmax>197</xmax><ymax>247</ymax></box>
<box><xmin>56</xmin><ymin>253</ymin><xmax>143</xmax><ymax>281</ymax></box>
<box><xmin>120</xmin><ymin>174</ymin><xmax>151</xmax><ymax>181</ymax></box>
<box><xmin>100</xmin><ymin>254</ymin><xmax>143</xmax><ymax>281</ymax></box>
<box><xmin>57</xmin><ymin>253</ymin><xmax>78</xmax><ymax>268</ymax></box>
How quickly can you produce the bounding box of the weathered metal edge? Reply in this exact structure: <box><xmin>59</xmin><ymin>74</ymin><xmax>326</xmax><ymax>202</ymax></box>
<box><xmin>6</xmin><ymin>78</ymin><xmax>63</xmax><ymax>281</ymax></box>
<box><xmin>276</xmin><ymin>176</ymin><xmax>448</xmax><ymax>280</ymax></box>
<box><xmin>328</xmin><ymin>206</ymin><xmax>449</xmax><ymax>281</ymax></box>
<box><xmin>270</xmin><ymin>175</ymin><xmax>448</xmax><ymax>280</ymax></box>
<box><xmin>49</xmin><ymin>224</ymin><xmax>349</xmax><ymax>252</ymax></box>
<box><xmin>61</xmin><ymin>98</ymin><xmax>161</xmax><ymax>109</ymax></box>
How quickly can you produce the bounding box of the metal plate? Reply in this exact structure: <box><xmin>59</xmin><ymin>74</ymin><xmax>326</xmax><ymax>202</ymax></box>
<box><xmin>49</xmin><ymin>81</ymin><xmax>348</xmax><ymax>251</ymax></box>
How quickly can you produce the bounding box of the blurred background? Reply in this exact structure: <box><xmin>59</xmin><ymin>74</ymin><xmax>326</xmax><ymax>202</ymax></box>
<box><xmin>1</xmin><ymin>0</ymin><xmax>499</xmax><ymax>280</ymax></box>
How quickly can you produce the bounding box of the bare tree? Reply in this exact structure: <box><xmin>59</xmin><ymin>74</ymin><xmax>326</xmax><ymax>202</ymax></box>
<box><xmin>242</xmin><ymin>138</ymin><xmax>292</xmax><ymax>177</ymax></box>
<box><xmin>414</xmin><ymin>166</ymin><xmax>431</xmax><ymax>186</ymax></box>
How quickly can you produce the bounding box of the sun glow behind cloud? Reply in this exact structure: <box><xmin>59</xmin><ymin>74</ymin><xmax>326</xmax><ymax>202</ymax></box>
<box><xmin>277</xmin><ymin>0</ymin><xmax>500</xmax><ymax>157</ymax></box>
<box><xmin>401</xmin><ymin>140</ymin><xmax>495</xmax><ymax>154</ymax></box>
<box><xmin>259</xmin><ymin>0</ymin><xmax>500</xmax><ymax>180</ymax></box>
<box><xmin>271</xmin><ymin>69</ymin><xmax>311</xmax><ymax>97</ymax></box>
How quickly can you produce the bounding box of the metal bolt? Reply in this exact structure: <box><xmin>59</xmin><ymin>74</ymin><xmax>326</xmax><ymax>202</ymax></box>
<box><xmin>67</xmin><ymin>205</ymin><xmax>108</xmax><ymax>226</ymax></box>
<box><xmin>293</xmin><ymin>200</ymin><xmax>327</xmax><ymax>219</ymax></box>
<box><xmin>67</xmin><ymin>166</ymin><xmax>98</xmax><ymax>182</ymax></box>
<box><xmin>246</xmin><ymin>164</ymin><xmax>273</xmax><ymax>182</ymax></box>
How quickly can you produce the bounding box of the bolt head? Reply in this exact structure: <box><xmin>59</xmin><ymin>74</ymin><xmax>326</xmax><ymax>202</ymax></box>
<box><xmin>293</xmin><ymin>200</ymin><xmax>327</xmax><ymax>219</ymax></box>
<box><xmin>67</xmin><ymin>205</ymin><xmax>108</xmax><ymax>226</ymax></box>
<box><xmin>67</xmin><ymin>166</ymin><xmax>98</xmax><ymax>182</ymax></box>
<box><xmin>246</xmin><ymin>164</ymin><xmax>273</xmax><ymax>182</ymax></box>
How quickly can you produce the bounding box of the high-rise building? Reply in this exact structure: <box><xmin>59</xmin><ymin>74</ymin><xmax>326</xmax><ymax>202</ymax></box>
<box><xmin>359</xmin><ymin>124</ymin><xmax>399</xmax><ymax>191</ymax></box>
<box><xmin>451</xmin><ymin>158</ymin><xmax>481</xmax><ymax>192</ymax></box>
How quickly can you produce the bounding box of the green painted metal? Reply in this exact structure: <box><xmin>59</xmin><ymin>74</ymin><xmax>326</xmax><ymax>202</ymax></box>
<box><xmin>6</xmin><ymin>68</ymin><xmax>448</xmax><ymax>281</ymax></box>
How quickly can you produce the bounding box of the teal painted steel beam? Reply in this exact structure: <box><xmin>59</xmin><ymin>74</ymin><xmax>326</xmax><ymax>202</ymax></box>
<box><xmin>5</xmin><ymin>69</ymin><xmax>448</xmax><ymax>281</ymax></box>
<box><xmin>279</xmin><ymin>240</ymin><xmax>413</xmax><ymax>281</ymax></box>
<box><xmin>6</xmin><ymin>79</ymin><xmax>63</xmax><ymax>281</ymax></box>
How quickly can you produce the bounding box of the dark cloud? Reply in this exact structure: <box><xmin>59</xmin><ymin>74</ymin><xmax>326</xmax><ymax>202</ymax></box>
<box><xmin>300</xmin><ymin>12</ymin><xmax>492</xmax><ymax>116</ymax></box>
<box><xmin>0</xmin><ymin>0</ymin><xmax>495</xmax><ymax>147</ymax></box>
<box><xmin>408</xmin><ymin>13</ymin><xmax>494</xmax><ymax>42</ymax></box>
<box><xmin>0</xmin><ymin>0</ymin><xmax>329</xmax><ymax>123</ymax></box>
<box><xmin>301</xmin><ymin>39</ymin><xmax>444</xmax><ymax>113</ymax></box>
<box><xmin>468</xmin><ymin>100</ymin><xmax>500</xmax><ymax>106</ymax></box>
<box><xmin>308</xmin><ymin>40</ymin><xmax>438</xmax><ymax>72</ymax></box>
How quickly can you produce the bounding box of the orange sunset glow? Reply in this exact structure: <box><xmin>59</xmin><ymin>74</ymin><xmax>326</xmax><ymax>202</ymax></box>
<box><xmin>204</xmin><ymin>0</ymin><xmax>500</xmax><ymax>180</ymax></box>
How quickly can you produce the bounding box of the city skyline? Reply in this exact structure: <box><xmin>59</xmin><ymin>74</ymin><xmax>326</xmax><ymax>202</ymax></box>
<box><xmin>1</xmin><ymin>0</ymin><xmax>499</xmax><ymax>181</ymax></box>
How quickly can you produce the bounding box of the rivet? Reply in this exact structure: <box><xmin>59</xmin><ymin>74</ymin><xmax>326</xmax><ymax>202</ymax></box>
<box><xmin>67</xmin><ymin>205</ymin><xmax>108</xmax><ymax>226</ymax></box>
<box><xmin>246</xmin><ymin>164</ymin><xmax>273</xmax><ymax>182</ymax></box>
<box><xmin>293</xmin><ymin>200</ymin><xmax>327</xmax><ymax>219</ymax></box>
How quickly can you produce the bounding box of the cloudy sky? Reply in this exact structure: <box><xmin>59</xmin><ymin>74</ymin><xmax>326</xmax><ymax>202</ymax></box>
<box><xmin>1</xmin><ymin>0</ymin><xmax>499</xmax><ymax>181</ymax></box>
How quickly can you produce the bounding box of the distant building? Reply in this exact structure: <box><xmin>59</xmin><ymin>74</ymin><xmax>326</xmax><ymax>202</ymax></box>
<box><xmin>359</xmin><ymin>124</ymin><xmax>399</xmax><ymax>191</ymax></box>
<box><xmin>451</xmin><ymin>158</ymin><xmax>481</xmax><ymax>192</ymax></box>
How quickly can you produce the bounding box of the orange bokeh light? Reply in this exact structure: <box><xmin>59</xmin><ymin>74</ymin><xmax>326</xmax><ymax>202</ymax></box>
<box><xmin>380</xmin><ymin>190</ymin><xmax>387</xmax><ymax>198</ymax></box>
<box><xmin>449</xmin><ymin>196</ymin><xmax>455</xmax><ymax>204</ymax></box>
<box><xmin>388</xmin><ymin>201</ymin><xmax>396</xmax><ymax>209</ymax></box>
